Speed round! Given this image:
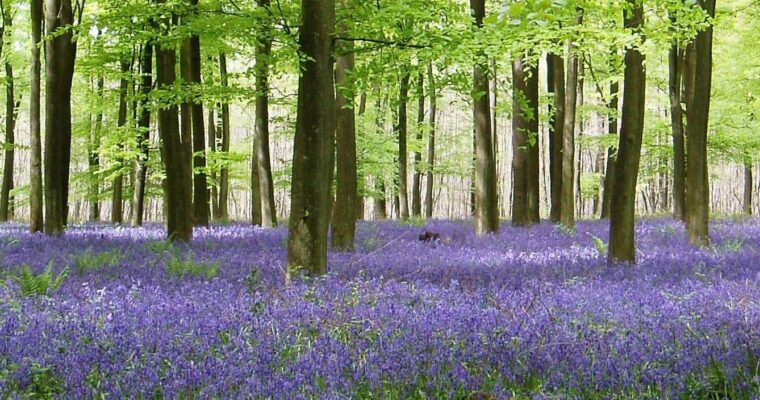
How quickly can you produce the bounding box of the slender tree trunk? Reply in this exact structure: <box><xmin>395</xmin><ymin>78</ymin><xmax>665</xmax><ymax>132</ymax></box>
<box><xmin>512</xmin><ymin>57</ymin><xmax>539</xmax><ymax>226</ymax></box>
<box><xmin>561</xmin><ymin>10</ymin><xmax>582</xmax><ymax>229</ymax></box>
<box><xmin>88</xmin><ymin>76</ymin><xmax>104</xmax><ymax>221</ymax></box>
<box><xmin>685</xmin><ymin>0</ymin><xmax>715</xmax><ymax>246</ymax></box>
<box><xmin>255</xmin><ymin>0</ymin><xmax>277</xmax><ymax>227</ymax></box>
<box><xmin>208</xmin><ymin>106</ymin><xmax>220</xmax><ymax>219</ymax></box>
<box><xmin>669</xmin><ymin>43</ymin><xmax>686</xmax><ymax>221</ymax></box>
<box><xmin>29</xmin><ymin>0</ymin><xmax>43</xmax><ymax>232</ymax></box>
<box><xmin>397</xmin><ymin>72</ymin><xmax>410</xmax><ymax>220</ymax></box>
<box><xmin>112</xmin><ymin>60</ymin><xmax>130</xmax><ymax>225</ymax></box>
<box><xmin>600</xmin><ymin>81</ymin><xmax>619</xmax><ymax>219</ymax></box>
<box><xmin>744</xmin><ymin>162</ymin><xmax>752</xmax><ymax>215</ymax></box>
<box><xmin>356</xmin><ymin>92</ymin><xmax>367</xmax><ymax>220</ymax></box>
<box><xmin>251</xmin><ymin>134</ymin><xmax>262</xmax><ymax>225</ymax></box>
<box><xmin>0</xmin><ymin>56</ymin><xmax>17</xmax><ymax>221</ymax></box>
<box><xmin>184</xmin><ymin>0</ymin><xmax>210</xmax><ymax>226</ymax></box>
<box><xmin>471</xmin><ymin>0</ymin><xmax>499</xmax><ymax>234</ymax></box>
<box><xmin>44</xmin><ymin>0</ymin><xmax>77</xmax><ymax>235</ymax></box>
<box><xmin>548</xmin><ymin>54</ymin><xmax>565</xmax><ymax>223</ymax></box>
<box><xmin>608</xmin><ymin>1</ymin><xmax>646</xmax><ymax>263</ymax></box>
<box><xmin>287</xmin><ymin>0</ymin><xmax>335</xmax><ymax>277</ymax></box>
<box><xmin>411</xmin><ymin>72</ymin><xmax>424</xmax><ymax>217</ymax></box>
<box><xmin>330</xmin><ymin>28</ymin><xmax>358</xmax><ymax>250</ymax></box>
<box><xmin>133</xmin><ymin>43</ymin><xmax>153</xmax><ymax>227</ymax></box>
<box><xmin>218</xmin><ymin>53</ymin><xmax>231</xmax><ymax>221</ymax></box>
<box><xmin>425</xmin><ymin>63</ymin><xmax>436</xmax><ymax>219</ymax></box>
<box><xmin>156</xmin><ymin>29</ymin><xmax>193</xmax><ymax>242</ymax></box>
<box><xmin>373</xmin><ymin>94</ymin><xmax>388</xmax><ymax>220</ymax></box>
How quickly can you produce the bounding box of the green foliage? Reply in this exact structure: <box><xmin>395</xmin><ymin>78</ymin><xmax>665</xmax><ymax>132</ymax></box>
<box><xmin>165</xmin><ymin>253</ymin><xmax>220</xmax><ymax>280</ymax></box>
<box><xmin>72</xmin><ymin>248</ymin><xmax>122</xmax><ymax>275</ymax></box>
<box><xmin>12</xmin><ymin>263</ymin><xmax>68</xmax><ymax>297</ymax></box>
<box><xmin>590</xmin><ymin>234</ymin><xmax>608</xmax><ymax>257</ymax></box>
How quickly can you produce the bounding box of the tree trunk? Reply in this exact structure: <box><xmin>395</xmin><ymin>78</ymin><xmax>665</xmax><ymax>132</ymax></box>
<box><xmin>471</xmin><ymin>0</ymin><xmax>499</xmax><ymax>234</ymax></box>
<box><xmin>156</xmin><ymin>33</ymin><xmax>193</xmax><ymax>242</ymax></box>
<box><xmin>44</xmin><ymin>0</ymin><xmax>77</xmax><ymax>235</ymax></box>
<box><xmin>685</xmin><ymin>0</ymin><xmax>715</xmax><ymax>246</ymax></box>
<box><xmin>88</xmin><ymin>76</ymin><xmax>104</xmax><ymax>221</ymax></box>
<box><xmin>184</xmin><ymin>0</ymin><xmax>210</xmax><ymax>227</ymax></box>
<box><xmin>411</xmin><ymin>72</ymin><xmax>424</xmax><ymax>217</ymax></box>
<box><xmin>0</xmin><ymin>57</ymin><xmax>17</xmax><ymax>221</ymax></box>
<box><xmin>255</xmin><ymin>0</ymin><xmax>277</xmax><ymax>227</ymax></box>
<box><xmin>330</xmin><ymin>30</ymin><xmax>358</xmax><ymax>250</ymax></box>
<box><xmin>287</xmin><ymin>0</ymin><xmax>335</xmax><ymax>278</ymax></box>
<box><xmin>373</xmin><ymin>94</ymin><xmax>388</xmax><ymax>220</ymax></box>
<box><xmin>397</xmin><ymin>72</ymin><xmax>410</xmax><ymax>220</ymax></box>
<box><xmin>425</xmin><ymin>63</ymin><xmax>436</xmax><ymax>219</ymax></box>
<box><xmin>548</xmin><ymin>53</ymin><xmax>565</xmax><ymax>223</ymax></box>
<box><xmin>218</xmin><ymin>53</ymin><xmax>232</xmax><ymax>221</ymax></box>
<box><xmin>560</xmin><ymin>10</ymin><xmax>582</xmax><ymax>229</ymax></box>
<box><xmin>669</xmin><ymin>43</ymin><xmax>686</xmax><ymax>221</ymax></box>
<box><xmin>29</xmin><ymin>0</ymin><xmax>43</xmax><ymax>232</ymax></box>
<box><xmin>600</xmin><ymin>81</ymin><xmax>619</xmax><ymax>219</ymax></box>
<box><xmin>356</xmin><ymin>92</ymin><xmax>367</xmax><ymax>220</ymax></box>
<box><xmin>251</xmin><ymin>134</ymin><xmax>262</xmax><ymax>225</ymax></box>
<box><xmin>608</xmin><ymin>1</ymin><xmax>646</xmax><ymax>264</ymax></box>
<box><xmin>112</xmin><ymin>60</ymin><xmax>131</xmax><ymax>225</ymax></box>
<box><xmin>512</xmin><ymin>57</ymin><xmax>539</xmax><ymax>226</ymax></box>
<box><xmin>133</xmin><ymin>43</ymin><xmax>153</xmax><ymax>227</ymax></box>
<box><xmin>744</xmin><ymin>162</ymin><xmax>752</xmax><ymax>215</ymax></box>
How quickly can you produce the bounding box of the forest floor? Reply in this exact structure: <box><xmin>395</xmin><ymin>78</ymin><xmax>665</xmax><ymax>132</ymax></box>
<box><xmin>1</xmin><ymin>218</ymin><xmax>759</xmax><ymax>399</ymax></box>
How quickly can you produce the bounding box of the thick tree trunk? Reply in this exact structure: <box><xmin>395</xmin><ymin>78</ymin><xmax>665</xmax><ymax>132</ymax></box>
<box><xmin>112</xmin><ymin>60</ymin><xmax>131</xmax><ymax>225</ymax></box>
<box><xmin>685</xmin><ymin>0</ymin><xmax>715</xmax><ymax>246</ymax></box>
<box><xmin>560</xmin><ymin>11</ymin><xmax>582</xmax><ymax>229</ymax></box>
<box><xmin>218</xmin><ymin>53</ymin><xmax>232</xmax><ymax>221</ymax></box>
<box><xmin>669</xmin><ymin>44</ymin><xmax>686</xmax><ymax>221</ymax></box>
<box><xmin>608</xmin><ymin>1</ymin><xmax>646</xmax><ymax>264</ymax></box>
<box><xmin>88</xmin><ymin>77</ymin><xmax>104</xmax><ymax>221</ymax></box>
<box><xmin>29</xmin><ymin>0</ymin><xmax>43</xmax><ymax>232</ymax></box>
<box><xmin>0</xmin><ymin>59</ymin><xmax>17</xmax><ymax>221</ymax></box>
<box><xmin>156</xmin><ymin>37</ymin><xmax>193</xmax><ymax>242</ymax></box>
<box><xmin>512</xmin><ymin>57</ymin><xmax>539</xmax><ymax>226</ymax></box>
<box><xmin>330</xmin><ymin>36</ymin><xmax>358</xmax><ymax>250</ymax></box>
<box><xmin>397</xmin><ymin>73</ymin><xmax>410</xmax><ymax>220</ymax></box>
<box><xmin>44</xmin><ymin>0</ymin><xmax>77</xmax><ymax>235</ymax></box>
<box><xmin>425</xmin><ymin>63</ymin><xmax>436</xmax><ymax>219</ymax></box>
<box><xmin>287</xmin><ymin>0</ymin><xmax>335</xmax><ymax>277</ymax></box>
<box><xmin>411</xmin><ymin>73</ymin><xmax>424</xmax><ymax>218</ymax></box>
<box><xmin>133</xmin><ymin>43</ymin><xmax>153</xmax><ymax>227</ymax></box>
<box><xmin>744</xmin><ymin>163</ymin><xmax>752</xmax><ymax>215</ymax></box>
<box><xmin>471</xmin><ymin>0</ymin><xmax>499</xmax><ymax>234</ymax></box>
<box><xmin>255</xmin><ymin>0</ymin><xmax>277</xmax><ymax>227</ymax></box>
<box><xmin>600</xmin><ymin>81</ymin><xmax>619</xmax><ymax>219</ymax></box>
<box><xmin>548</xmin><ymin>54</ymin><xmax>565</xmax><ymax>223</ymax></box>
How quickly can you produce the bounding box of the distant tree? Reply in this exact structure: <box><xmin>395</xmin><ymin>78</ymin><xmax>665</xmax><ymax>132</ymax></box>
<box><xmin>0</xmin><ymin>3</ymin><xmax>18</xmax><ymax>222</ymax></box>
<box><xmin>133</xmin><ymin>43</ymin><xmax>153</xmax><ymax>227</ymax></box>
<box><xmin>254</xmin><ymin>0</ymin><xmax>277</xmax><ymax>228</ymax></box>
<box><xmin>548</xmin><ymin>53</ymin><xmax>565</xmax><ymax>224</ymax></box>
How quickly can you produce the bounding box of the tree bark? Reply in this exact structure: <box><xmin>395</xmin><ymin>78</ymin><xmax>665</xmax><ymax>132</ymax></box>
<box><xmin>88</xmin><ymin>76</ymin><xmax>104</xmax><ymax>221</ymax></box>
<box><xmin>471</xmin><ymin>0</ymin><xmax>499</xmax><ymax>234</ymax></box>
<box><xmin>512</xmin><ymin>57</ymin><xmax>539</xmax><ymax>226</ymax></box>
<box><xmin>330</xmin><ymin>36</ymin><xmax>358</xmax><ymax>250</ymax></box>
<box><xmin>669</xmin><ymin>43</ymin><xmax>686</xmax><ymax>221</ymax></box>
<box><xmin>425</xmin><ymin>63</ymin><xmax>436</xmax><ymax>219</ymax></box>
<box><xmin>112</xmin><ymin>60</ymin><xmax>131</xmax><ymax>225</ymax></box>
<box><xmin>609</xmin><ymin>1</ymin><xmax>646</xmax><ymax>264</ymax></box>
<box><xmin>548</xmin><ymin>53</ymin><xmax>565</xmax><ymax>223</ymax></box>
<box><xmin>600</xmin><ymin>81</ymin><xmax>619</xmax><ymax>219</ymax></box>
<box><xmin>208</xmin><ymin>106</ymin><xmax>220</xmax><ymax>219</ymax></box>
<box><xmin>411</xmin><ymin>72</ymin><xmax>424</xmax><ymax>217</ymax></box>
<box><xmin>685</xmin><ymin>0</ymin><xmax>715</xmax><ymax>246</ymax></box>
<box><xmin>287</xmin><ymin>0</ymin><xmax>335</xmax><ymax>278</ymax></box>
<box><xmin>744</xmin><ymin>163</ymin><xmax>752</xmax><ymax>215</ymax></box>
<box><xmin>156</xmin><ymin>32</ymin><xmax>193</xmax><ymax>242</ymax></box>
<box><xmin>254</xmin><ymin>0</ymin><xmax>278</xmax><ymax>227</ymax></box>
<box><xmin>133</xmin><ymin>43</ymin><xmax>153</xmax><ymax>227</ymax></box>
<box><xmin>373</xmin><ymin>94</ymin><xmax>388</xmax><ymax>220</ymax></box>
<box><xmin>29</xmin><ymin>0</ymin><xmax>43</xmax><ymax>232</ymax></box>
<box><xmin>218</xmin><ymin>53</ymin><xmax>232</xmax><ymax>221</ymax></box>
<box><xmin>397</xmin><ymin>72</ymin><xmax>410</xmax><ymax>220</ymax></box>
<box><xmin>560</xmin><ymin>10</ymin><xmax>582</xmax><ymax>229</ymax></box>
<box><xmin>0</xmin><ymin>54</ymin><xmax>17</xmax><ymax>221</ymax></box>
<box><xmin>44</xmin><ymin>0</ymin><xmax>77</xmax><ymax>235</ymax></box>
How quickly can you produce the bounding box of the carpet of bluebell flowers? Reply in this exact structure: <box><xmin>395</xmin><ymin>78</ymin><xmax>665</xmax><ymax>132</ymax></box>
<box><xmin>1</xmin><ymin>219</ymin><xmax>760</xmax><ymax>399</ymax></box>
